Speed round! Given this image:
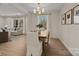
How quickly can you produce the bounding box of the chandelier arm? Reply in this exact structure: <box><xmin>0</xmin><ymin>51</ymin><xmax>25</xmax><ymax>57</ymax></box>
<box><xmin>33</xmin><ymin>3</ymin><xmax>45</xmax><ymax>15</ymax></box>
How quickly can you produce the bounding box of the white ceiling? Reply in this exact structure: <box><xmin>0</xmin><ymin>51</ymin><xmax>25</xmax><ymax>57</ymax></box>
<box><xmin>0</xmin><ymin>3</ymin><xmax>64</xmax><ymax>16</ymax></box>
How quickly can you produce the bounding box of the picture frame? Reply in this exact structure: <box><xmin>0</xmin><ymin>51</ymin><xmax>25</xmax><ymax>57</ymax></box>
<box><xmin>61</xmin><ymin>14</ymin><xmax>66</xmax><ymax>25</ymax></box>
<box><xmin>65</xmin><ymin>9</ymin><xmax>72</xmax><ymax>24</ymax></box>
<box><xmin>73</xmin><ymin>5</ymin><xmax>79</xmax><ymax>24</ymax></box>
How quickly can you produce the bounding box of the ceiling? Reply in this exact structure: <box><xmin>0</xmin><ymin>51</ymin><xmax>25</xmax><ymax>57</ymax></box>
<box><xmin>0</xmin><ymin>3</ymin><xmax>64</xmax><ymax>16</ymax></box>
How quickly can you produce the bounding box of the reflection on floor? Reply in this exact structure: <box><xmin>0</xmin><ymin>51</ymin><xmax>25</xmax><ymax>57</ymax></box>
<box><xmin>43</xmin><ymin>38</ymin><xmax>72</xmax><ymax>56</ymax></box>
<box><xmin>0</xmin><ymin>35</ymin><xmax>26</xmax><ymax>56</ymax></box>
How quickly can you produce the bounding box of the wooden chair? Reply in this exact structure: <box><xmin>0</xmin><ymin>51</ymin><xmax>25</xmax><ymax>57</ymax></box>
<box><xmin>39</xmin><ymin>30</ymin><xmax>50</xmax><ymax>55</ymax></box>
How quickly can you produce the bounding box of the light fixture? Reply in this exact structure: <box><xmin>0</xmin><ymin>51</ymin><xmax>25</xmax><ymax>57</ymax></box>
<box><xmin>33</xmin><ymin>3</ymin><xmax>45</xmax><ymax>15</ymax></box>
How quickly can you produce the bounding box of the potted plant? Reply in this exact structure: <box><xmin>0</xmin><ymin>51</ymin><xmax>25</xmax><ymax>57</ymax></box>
<box><xmin>36</xmin><ymin>24</ymin><xmax>43</xmax><ymax>29</ymax></box>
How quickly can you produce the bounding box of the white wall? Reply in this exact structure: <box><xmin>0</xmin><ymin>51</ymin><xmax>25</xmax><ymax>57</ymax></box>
<box><xmin>49</xmin><ymin>3</ymin><xmax>79</xmax><ymax>55</ymax></box>
<box><xmin>5</xmin><ymin>17</ymin><xmax>13</xmax><ymax>28</ymax></box>
<box><xmin>59</xmin><ymin>3</ymin><xmax>79</xmax><ymax>55</ymax></box>
<box><xmin>48</xmin><ymin>12</ymin><xmax>60</xmax><ymax>38</ymax></box>
<box><xmin>0</xmin><ymin>17</ymin><xmax>4</xmax><ymax>31</ymax></box>
<box><xmin>26</xmin><ymin>14</ymin><xmax>37</xmax><ymax>32</ymax></box>
<box><xmin>0</xmin><ymin>16</ymin><xmax>26</xmax><ymax>35</ymax></box>
<box><xmin>0</xmin><ymin>17</ymin><xmax>13</xmax><ymax>31</ymax></box>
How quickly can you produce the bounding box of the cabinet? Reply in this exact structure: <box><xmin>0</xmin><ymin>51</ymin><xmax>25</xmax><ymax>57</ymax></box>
<box><xmin>0</xmin><ymin>32</ymin><xmax>8</xmax><ymax>43</ymax></box>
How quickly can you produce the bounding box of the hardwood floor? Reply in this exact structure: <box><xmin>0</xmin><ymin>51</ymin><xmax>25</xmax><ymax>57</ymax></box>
<box><xmin>42</xmin><ymin>38</ymin><xmax>72</xmax><ymax>56</ymax></box>
<box><xmin>0</xmin><ymin>35</ymin><xmax>72</xmax><ymax>56</ymax></box>
<box><xmin>0</xmin><ymin>35</ymin><xmax>26</xmax><ymax>56</ymax></box>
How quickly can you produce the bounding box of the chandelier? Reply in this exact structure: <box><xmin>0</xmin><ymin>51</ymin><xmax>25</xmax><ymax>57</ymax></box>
<box><xmin>33</xmin><ymin>3</ymin><xmax>45</xmax><ymax>15</ymax></box>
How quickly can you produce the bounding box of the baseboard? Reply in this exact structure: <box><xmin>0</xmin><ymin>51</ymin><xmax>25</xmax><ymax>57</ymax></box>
<box><xmin>69</xmin><ymin>48</ymin><xmax>79</xmax><ymax>56</ymax></box>
<box><xmin>59</xmin><ymin>39</ymin><xmax>74</xmax><ymax>56</ymax></box>
<box><xmin>59</xmin><ymin>39</ymin><xmax>79</xmax><ymax>56</ymax></box>
<box><xmin>49</xmin><ymin>37</ymin><xmax>79</xmax><ymax>56</ymax></box>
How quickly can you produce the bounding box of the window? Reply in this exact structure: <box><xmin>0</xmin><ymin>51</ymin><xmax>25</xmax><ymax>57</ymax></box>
<box><xmin>37</xmin><ymin>15</ymin><xmax>48</xmax><ymax>30</ymax></box>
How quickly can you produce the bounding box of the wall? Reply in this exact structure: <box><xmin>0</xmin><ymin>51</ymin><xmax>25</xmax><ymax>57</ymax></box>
<box><xmin>0</xmin><ymin>17</ymin><xmax>13</xmax><ymax>31</ymax></box>
<box><xmin>0</xmin><ymin>17</ymin><xmax>4</xmax><ymax>31</ymax></box>
<box><xmin>26</xmin><ymin>14</ymin><xmax>37</xmax><ymax>32</ymax></box>
<box><xmin>48</xmin><ymin>12</ymin><xmax>60</xmax><ymax>38</ymax></box>
<box><xmin>59</xmin><ymin>3</ymin><xmax>79</xmax><ymax>55</ymax></box>
<box><xmin>26</xmin><ymin>13</ymin><xmax>58</xmax><ymax>38</ymax></box>
<box><xmin>26</xmin><ymin>13</ymin><xmax>55</xmax><ymax>35</ymax></box>
<box><xmin>0</xmin><ymin>16</ymin><xmax>26</xmax><ymax>35</ymax></box>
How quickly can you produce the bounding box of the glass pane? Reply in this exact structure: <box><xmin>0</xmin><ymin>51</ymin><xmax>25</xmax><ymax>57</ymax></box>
<box><xmin>37</xmin><ymin>15</ymin><xmax>47</xmax><ymax>29</ymax></box>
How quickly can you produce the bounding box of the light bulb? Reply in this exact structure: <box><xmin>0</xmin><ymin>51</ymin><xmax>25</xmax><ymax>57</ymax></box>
<box><xmin>38</xmin><ymin>11</ymin><xmax>41</xmax><ymax>14</ymax></box>
<box><xmin>33</xmin><ymin>9</ymin><xmax>36</xmax><ymax>13</ymax></box>
<box><xmin>42</xmin><ymin>8</ymin><xmax>45</xmax><ymax>13</ymax></box>
<box><xmin>37</xmin><ymin>7</ymin><xmax>40</xmax><ymax>11</ymax></box>
<box><xmin>33</xmin><ymin>3</ymin><xmax>45</xmax><ymax>15</ymax></box>
<box><xmin>37</xmin><ymin>6</ymin><xmax>40</xmax><ymax>10</ymax></box>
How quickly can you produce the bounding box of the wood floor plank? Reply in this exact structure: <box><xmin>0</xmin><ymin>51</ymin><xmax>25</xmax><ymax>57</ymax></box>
<box><xmin>42</xmin><ymin>38</ymin><xmax>72</xmax><ymax>56</ymax></box>
<box><xmin>0</xmin><ymin>35</ymin><xmax>72</xmax><ymax>56</ymax></box>
<box><xmin>0</xmin><ymin>35</ymin><xmax>26</xmax><ymax>56</ymax></box>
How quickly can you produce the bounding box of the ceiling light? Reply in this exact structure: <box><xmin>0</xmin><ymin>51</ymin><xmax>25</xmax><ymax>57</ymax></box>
<box><xmin>33</xmin><ymin>3</ymin><xmax>45</xmax><ymax>15</ymax></box>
